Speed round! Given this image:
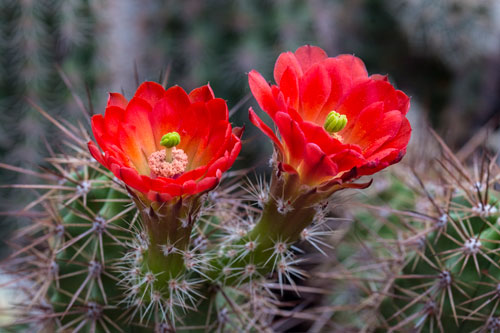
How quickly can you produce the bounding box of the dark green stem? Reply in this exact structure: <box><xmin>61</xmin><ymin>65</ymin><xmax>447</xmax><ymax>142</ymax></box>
<box><xmin>134</xmin><ymin>195</ymin><xmax>201</xmax><ymax>291</ymax></box>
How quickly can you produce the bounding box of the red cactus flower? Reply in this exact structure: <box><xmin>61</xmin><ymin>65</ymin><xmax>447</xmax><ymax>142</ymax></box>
<box><xmin>88</xmin><ymin>82</ymin><xmax>242</xmax><ymax>202</ymax></box>
<box><xmin>248</xmin><ymin>45</ymin><xmax>411</xmax><ymax>187</ymax></box>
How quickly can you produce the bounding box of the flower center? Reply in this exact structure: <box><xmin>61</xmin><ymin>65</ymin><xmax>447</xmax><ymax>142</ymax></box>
<box><xmin>148</xmin><ymin>147</ymin><xmax>188</xmax><ymax>178</ymax></box>
<box><xmin>324</xmin><ymin>110</ymin><xmax>347</xmax><ymax>133</ymax></box>
<box><xmin>148</xmin><ymin>131</ymin><xmax>187</xmax><ymax>178</ymax></box>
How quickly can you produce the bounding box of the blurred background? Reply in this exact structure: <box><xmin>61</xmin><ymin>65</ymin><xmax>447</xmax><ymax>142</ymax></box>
<box><xmin>1</xmin><ymin>0</ymin><xmax>500</xmax><ymax>256</ymax></box>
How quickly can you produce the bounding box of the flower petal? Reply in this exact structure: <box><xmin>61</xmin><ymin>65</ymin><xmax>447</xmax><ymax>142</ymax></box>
<box><xmin>342</xmin><ymin>101</ymin><xmax>385</xmax><ymax>144</ymax></box>
<box><xmin>354</xmin><ymin>148</ymin><xmax>404</xmax><ymax>180</ymax></box>
<box><xmin>189</xmin><ymin>121</ymin><xmax>230</xmax><ymax>169</ymax></box>
<box><xmin>174</xmin><ymin>165</ymin><xmax>208</xmax><ymax>183</ymax></box>
<box><xmin>275</xmin><ymin>112</ymin><xmax>305</xmax><ymax>165</ymax></box>
<box><xmin>294</xmin><ymin>45</ymin><xmax>327</xmax><ymax>73</ymax></box>
<box><xmin>164</xmin><ymin>85</ymin><xmax>191</xmax><ymax>114</ymax></box>
<box><xmin>274</xmin><ymin>51</ymin><xmax>303</xmax><ymax>86</ymax></box>
<box><xmin>195</xmin><ymin>176</ymin><xmax>219</xmax><ymax>194</ymax></box>
<box><xmin>248</xmin><ymin>70</ymin><xmax>278</xmax><ymax>118</ymax></box>
<box><xmin>150</xmin><ymin>178</ymin><xmax>182</xmax><ymax>197</ymax></box>
<box><xmin>165</xmin><ymin>86</ymin><xmax>192</xmax><ymax>134</ymax></box>
<box><xmin>337</xmin><ymin>79</ymin><xmax>400</xmax><ymax>121</ymax></box>
<box><xmin>149</xmin><ymin>97</ymin><xmax>181</xmax><ymax>149</ymax></box>
<box><xmin>232</xmin><ymin>126</ymin><xmax>244</xmax><ymax>139</ymax></box>
<box><xmin>321</xmin><ymin>55</ymin><xmax>369</xmax><ymax>120</ymax></box>
<box><xmin>359</xmin><ymin>110</ymin><xmax>403</xmax><ymax>156</ymax></box>
<box><xmin>133</xmin><ymin>81</ymin><xmax>167</xmax><ymax>108</ymax></box>
<box><xmin>279</xmin><ymin>67</ymin><xmax>299</xmax><ymax>111</ymax></box>
<box><xmin>147</xmin><ymin>191</ymin><xmax>173</xmax><ymax>203</ymax></box>
<box><xmin>299</xmin><ymin>121</ymin><xmax>352</xmax><ymax>155</ymax></box>
<box><xmin>88</xmin><ymin>141</ymin><xmax>106</xmax><ymax>166</ymax></box>
<box><xmin>206</xmin><ymin>98</ymin><xmax>229</xmax><ymax>122</ymax></box>
<box><xmin>107</xmin><ymin>92</ymin><xmax>128</xmax><ymax>108</ymax></box>
<box><xmin>149</xmin><ymin>86</ymin><xmax>191</xmax><ymax>150</ymax></box>
<box><xmin>189</xmin><ymin>84</ymin><xmax>215</xmax><ymax>103</ymax></box>
<box><xmin>120</xmin><ymin>167</ymin><xmax>151</xmax><ymax>193</ymax></box>
<box><xmin>104</xmin><ymin>106</ymin><xmax>125</xmax><ymax>139</ymax></box>
<box><xmin>182</xmin><ymin>180</ymin><xmax>197</xmax><ymax>195</ymax></box>
<box><xmin>123</xmin><ymin>97</ymin><xmax>157</xmax><ymax>157</ymax></box>
<box><xmin>299</xmin><ymin>64</ymin><xmax>331</xmax><ymax>122</ymax></box>
<box><xmin>203</xmin><ymin>123</ymin><xmax>232</xmax><ymax>166</ymax></box>
<box><xmin>300</xmin><ymin>143</ymin><xmax>338</xmax><ymax>185</ymax></box>
<box><xmin>396</xmin><ymin>90</ymin><xmax>411</xmax><ymax>115</ymax></box>
<box><xmin>372</xmin><ymin>117</ymin><xmax>411</xmax><ymax>155</ymax></box>
<box><xmin>280</xmin><ymin>162</ymin><xmax>298</xmax><ymax>175</ymax></box>
<box><xmin>331</xmin><ymin>148</ymin><xmax>366</xmax><ymax>173</ymax></box>
<box><xmin>248</xmin><ymin>108</ymin><xmax>284</xmax><ymax>154</ymax></box>
<box><xmin>119</xmin><ymin>123</ymin><xmax>150</xmax><ymax>175</ymax></box>
<box><xmin>91</xmin><ymin>114</ymin><xmax>114</xmax><ymax>150</ymax></box>
<box><xmin>206</xmin><ymin>154</ymin><xmax>229</xmax><ymax>177</ymax></box>
<box><xmin>227</xmin><ymin>136</ymin><xmax>242</xmax><ymax>166</ymax></box>
<box><xmin>178</xmin><ymin>102</ymin><xmax>210</xmax><ymax>167</ymax></box>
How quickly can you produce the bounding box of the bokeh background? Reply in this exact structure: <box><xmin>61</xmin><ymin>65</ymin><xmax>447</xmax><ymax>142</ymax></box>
<box><xmin>1</xmin><ymin>0</ymin><xmax>500</xmax><ymax>256</ymax></box>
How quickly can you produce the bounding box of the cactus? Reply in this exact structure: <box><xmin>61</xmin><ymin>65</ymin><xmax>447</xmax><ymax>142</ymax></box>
<box><xmin>2</xmin><ymin>2</ymin><xmax>500</xmax><ymax>331</ymax></box>
<box><xmin>0</xmin><ymin>35</ymin><xmax>419</xmax><ymax>332</ymax></box>
<box><xmin>0</xmin><ymin>42</ymin><xmax>419</xmax><ymax>333</ymax></box>
<box><xmin>324</xmin><ymin>132</ymin><xmax>500</xmax><ymax>332</ymax></box>
<box><xmin>0</xmin><ymin>88</ymin><xmax>348</xmax><ymax>332</ymax></box>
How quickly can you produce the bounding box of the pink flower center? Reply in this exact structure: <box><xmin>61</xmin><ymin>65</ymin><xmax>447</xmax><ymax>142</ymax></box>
<box><xmin>148</xmin><ymin>147</ymin><xmax>188</xmax><ymax>178</ymax></box>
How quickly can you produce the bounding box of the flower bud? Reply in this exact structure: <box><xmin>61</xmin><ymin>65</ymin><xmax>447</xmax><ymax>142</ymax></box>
<box><xmin>160</xmin><ymin>132</ymin><xmax>181</xmax><ymax>148</ymax></box>
<box><xmin>324</xmin><ymin>111</ymin><xmax>347</xmax><ymax>133</ymax></box>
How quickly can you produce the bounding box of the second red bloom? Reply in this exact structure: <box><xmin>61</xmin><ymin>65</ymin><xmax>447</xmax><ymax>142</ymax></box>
<box><xmin>249</xmin><ymin>45</ymin><xmax>411</xmax><ymax>187</ymax></box>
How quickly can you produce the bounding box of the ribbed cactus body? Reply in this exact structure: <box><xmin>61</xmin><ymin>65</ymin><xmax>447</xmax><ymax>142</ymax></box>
<box><xmin>333</xmin><ymin>154</ymin><xmax>500</xmax><ymax>332</ymax></box>
<box><xmin>48</xmin><ymin>177</ymin><xmax>133</xmax><ymax>332</ymax></box>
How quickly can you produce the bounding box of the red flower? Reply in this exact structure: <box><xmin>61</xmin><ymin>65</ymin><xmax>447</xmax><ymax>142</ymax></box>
<box><xmin>88</xmin><ymin>82</ymin><xmax>242</xmax><ymax>202</ymax></box>
<box><xmin>248</xmin><ymin>45</ymin><xmax>411</xmax><ymax>187</ymax></box>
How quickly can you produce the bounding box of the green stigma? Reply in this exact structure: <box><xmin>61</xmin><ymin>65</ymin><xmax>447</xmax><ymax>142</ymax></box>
<box><xmin>324</xmin><ymin>111</ymin><xmax>347</xmax><ymax>133</ymax></box>
<box><xmin>160</xmin><ymin>132</ymin><xmax>181</xmax><ymax>148</ymax></box>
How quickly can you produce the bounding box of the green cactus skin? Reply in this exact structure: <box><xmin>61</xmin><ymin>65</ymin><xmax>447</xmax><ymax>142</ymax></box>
<box><xmin>328</xmin><ymin>153</ymin><xmax>500</xmax><ymax>333</ymax></box>
<box><xmin>49</xmin><ymin>176</ymin><xmax>135</xmax><ymax>332</ymax></box>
